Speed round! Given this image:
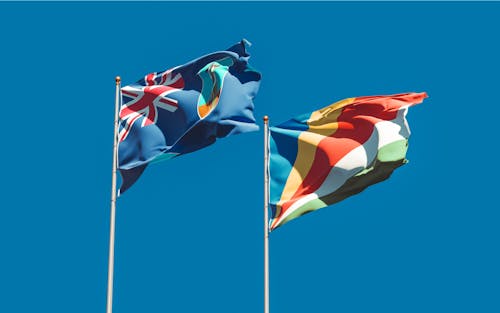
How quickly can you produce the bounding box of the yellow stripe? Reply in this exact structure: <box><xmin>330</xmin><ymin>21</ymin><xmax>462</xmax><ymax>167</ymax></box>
<box><xmin>275</xmin><ymin>98</ymin><xmax>356</xmax><ymax>216</ymax></box>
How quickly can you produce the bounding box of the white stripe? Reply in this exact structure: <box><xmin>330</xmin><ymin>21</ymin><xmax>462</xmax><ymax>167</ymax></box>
<box><xmin>273</xmin><ymin>193</ymin><xmax>320</xmax><ymax>228</ymax></box>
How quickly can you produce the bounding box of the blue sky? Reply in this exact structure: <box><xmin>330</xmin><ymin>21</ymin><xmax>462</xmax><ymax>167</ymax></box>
<box><xmin>1</xmin><ymin>2</ymin><xmax>499</xmax><ymax>313</ymax></box>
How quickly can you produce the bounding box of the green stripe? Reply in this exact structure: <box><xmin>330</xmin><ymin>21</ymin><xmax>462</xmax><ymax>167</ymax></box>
<box><xmin>378</xmin><ymin>139</ymin><xmax>408</xmax><ymax>162</ymax></box>
<box><xmin>279</xmin><ymin>198</ymin><xmax>328</xmax><ymax>227</ymax></box>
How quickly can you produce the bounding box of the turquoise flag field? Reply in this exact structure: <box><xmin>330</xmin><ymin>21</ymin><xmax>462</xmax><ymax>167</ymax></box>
<box><xmin>0</xmin><ymin>2</ymin><xmax>498</xmax><ymax>313</ymax></box>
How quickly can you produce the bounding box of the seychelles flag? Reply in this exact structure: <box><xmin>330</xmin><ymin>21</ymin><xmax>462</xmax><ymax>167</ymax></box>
<box><xmin>118</xmin><ymin>40</ymin><xmax>261</xmax><ymax>194</ymax></box>
<box><xmin>268</xmin><ymin>92</ymin><xmax>427</xmax><ymax>230</ymax></box>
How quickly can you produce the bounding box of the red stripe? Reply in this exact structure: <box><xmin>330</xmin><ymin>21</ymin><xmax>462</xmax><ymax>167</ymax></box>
<box><xmin>169</xmin><ymin>77</ymin><xmax>185</xmax><ymax>89</ymax></box>
<box><xmin>119</xmin><ymin>114</ymin><xmax>142</xmax><ymax>142</ymax></box>
<box><xmin>159</xmin><ymin>97</ymin><xmax>178</xmax><ymax>106</ymax></box>
<box><xmin>144</xmin><ymin>106</ymin><xmax>155</xmax><ymax>126</ymax></box>
<box><xmin>121</xmin><ymin>89</ymin><xmax>137</xmax><ymax>97</ymax></box>
<box><xmin>279</xmin><ymin>93</ymin><xmax>426</xmax><ymax>215</ymax></box>
<box><xmin>120</xmin><ymin>100</ymin><xmax>147</xmax><ymax>119</ymax></box>
<box><xmin>146</xmin><ymin>73</ymin><xmax>156</xmax><ymax>86</ymax></box>
<box><xmin>159</xmin><ymin>71</ymin><xmax>170</xmax><ymax>85</ymax></box>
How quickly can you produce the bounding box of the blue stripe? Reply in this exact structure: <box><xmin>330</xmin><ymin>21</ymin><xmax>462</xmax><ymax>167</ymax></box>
<box><xmin>268</xmin><ymin>114</ymin><xmax>311</xmax><ymax>206</ymax></box>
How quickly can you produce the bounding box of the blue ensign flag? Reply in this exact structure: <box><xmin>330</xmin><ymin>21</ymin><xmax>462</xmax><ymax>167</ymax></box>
<box><xmin>117</xmin><ymin>40</ymin><xmax>261</xmax><ymax>194</ymax></box>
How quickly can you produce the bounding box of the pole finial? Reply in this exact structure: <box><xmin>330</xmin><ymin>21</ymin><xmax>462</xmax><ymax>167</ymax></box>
<box><xmin>115</xmin><ymin>76</ymin><xmax>121</xmax><ymax>85</ymax></box>
<box><xmin>263</xmin><ymin>115</ymin><xmax>269</xmax><ymax>123</ymax></box>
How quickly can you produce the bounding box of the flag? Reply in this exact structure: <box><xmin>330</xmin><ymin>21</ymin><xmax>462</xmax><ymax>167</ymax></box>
<box><xmin>268</xmin><ymin>92</ymin><xmax>427</xmax><ymax>231</ymax></box>
<box><xmin>118</xmin><ymin>40</ymin><xmax>261</xmax><ymax>194</ymax></box>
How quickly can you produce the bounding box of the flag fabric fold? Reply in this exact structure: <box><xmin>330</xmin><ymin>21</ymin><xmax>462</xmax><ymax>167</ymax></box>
<box><xmin>268</xmin><ymin>92</ymin><xmax>427</xmax><ymax>231</ymax></box>
<box><xmin>118</xmin><ymin>40</ymin><xmax>261</xmax><ymax>194</ymax></box>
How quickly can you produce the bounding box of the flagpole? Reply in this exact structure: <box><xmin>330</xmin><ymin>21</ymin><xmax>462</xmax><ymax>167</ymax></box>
<box><xmin>263</xmin><ymin>116</ymin><xmax>270</xmax><ymax>313</ymax></box>
<box><xmin>106</xmin><ymin>76</ymin><xmax>121</xmax><ymax>313</ymax></box>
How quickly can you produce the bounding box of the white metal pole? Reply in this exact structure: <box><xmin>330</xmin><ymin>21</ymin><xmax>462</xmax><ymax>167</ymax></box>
<box><xmin>263</xmin><ymin>116</ymin><xmax>270</xmax><ymax>313</ymax></box>
<box><xmin>106</xmin><ymin>76</ymin><xmax>121</xmax><ymax>313</ymax></box>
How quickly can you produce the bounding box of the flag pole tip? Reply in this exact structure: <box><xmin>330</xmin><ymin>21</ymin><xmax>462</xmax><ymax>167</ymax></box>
<box><xmin>115</xmin><ymin>76</ymin><xmax>121</xmax><ymax>84</ymax></box>
<box><xmin>263</xmin><ymin>115</ymin><xmax>269</xmax><ymax>122</ymax></box>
